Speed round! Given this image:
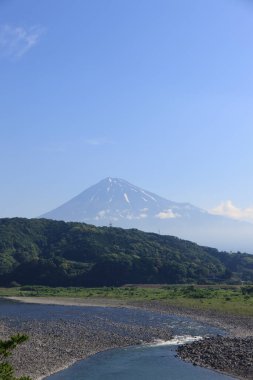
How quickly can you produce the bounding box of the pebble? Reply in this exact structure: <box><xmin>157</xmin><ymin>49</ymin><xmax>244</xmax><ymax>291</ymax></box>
<box><xmin>0</xmin><ymin>315</ymin><xmax>172</xmax><ymax>379</ymax></box>
<box><xmin>177</xmin><ymin>335</ymin><xmax>253</xmax><ymax>379</ymax></box>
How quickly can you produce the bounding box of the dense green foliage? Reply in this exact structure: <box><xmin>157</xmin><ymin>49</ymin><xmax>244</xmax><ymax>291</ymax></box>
<box><xmin>0</xmin><ymin>218</ymin><xmax>253</xmax><ymax>286</ymax></box>
<box><xmin>0</xmin><ymin>334</ymin><xmax>31</xmax><ymax>380</ymax></box>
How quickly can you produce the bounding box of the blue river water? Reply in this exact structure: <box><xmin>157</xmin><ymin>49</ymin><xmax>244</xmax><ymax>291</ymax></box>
<box><xmin>47</xmin><ymin>344</ymin><xmax>234</xmax><ymax>380</ymax></box>
<box><xmin>0</xmin><ymin>299</ymin><xmax>235</xmax><ymax>380</ymax></box>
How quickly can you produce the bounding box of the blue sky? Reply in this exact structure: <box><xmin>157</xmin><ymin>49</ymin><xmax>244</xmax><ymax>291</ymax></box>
<box><xmin>1</xmin><ymin>0</ymin><xmax>253</xmax><ymax>220</ymax></box>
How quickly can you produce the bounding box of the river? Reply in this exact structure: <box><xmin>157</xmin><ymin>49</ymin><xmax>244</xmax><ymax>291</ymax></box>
<box><xmin>0</xmin><ymin>299</ymin><xmax>235</xmax><ymax>380</ymax></box>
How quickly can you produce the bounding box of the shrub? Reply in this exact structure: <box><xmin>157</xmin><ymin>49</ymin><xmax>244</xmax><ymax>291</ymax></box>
<box><xmin>0</xmin><ymin>334</ymin><xmax>31</xmax><ymax>380</ymax></box>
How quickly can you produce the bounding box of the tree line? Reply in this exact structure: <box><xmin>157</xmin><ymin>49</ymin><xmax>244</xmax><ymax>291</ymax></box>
<box><xmin>0</xmin><ymin>218</ymin><xmax>252</xmax><ymax>286</ymax></box>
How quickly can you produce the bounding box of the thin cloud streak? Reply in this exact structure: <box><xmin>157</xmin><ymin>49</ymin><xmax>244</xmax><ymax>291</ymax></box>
<box><xmin>37</xmin><ymin>137</ymin><xmax>114</xmax><ymax>153</ymax></box>
<box><xmin>83</xmin><ymin>138</ymin><xmax>115</xmax><ymax>146</ymax></box>
<box><xmin>0</xmin><ymin>24</ymin><xmax>45</xmax><ymax>59</ymax></box>
<box><xmin>210</xmin><ymin>200</ymin><xmax>253</xmax><ymax>223</ymax></box>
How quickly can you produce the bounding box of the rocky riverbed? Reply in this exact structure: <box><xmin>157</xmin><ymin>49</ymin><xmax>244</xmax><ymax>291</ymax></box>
<box><xmin>1</xmin><ymin>297</ymin><xmax>253</xmax><ymax>380</ymax></box>
<box><xmin>177</xmin><ymin>336</ymin><xmax>253</xmax><ymax>380</ymax></box>
<box><xmin>130</xmin><ymin>300</ymin><xmax>253</xmax><ymax>338</ymax></box>
<box><xmin>0</xmin><ymin>303</ymin><xmax>172</xmax><ymax>379</ymax></box>
<box><xmin>132</xmin><ymin>300</ymin><xmax>253</xmax><ymax>380</ymax></box>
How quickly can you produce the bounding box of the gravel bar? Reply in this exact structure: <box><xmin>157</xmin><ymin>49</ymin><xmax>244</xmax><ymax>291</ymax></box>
<box><xmin>177</xmin><ymin>336</ymin><xmax>253</xmax><ymax>380</ymax></box>
<box><xmin>0</xmin><ymin>300</ymin><xmax>172</xmax><ymax>379</ymax></box>
<box><xmin>130</xmin><ymin>301</ymin><xmax>253</xmax><ymax>380</ymax></box>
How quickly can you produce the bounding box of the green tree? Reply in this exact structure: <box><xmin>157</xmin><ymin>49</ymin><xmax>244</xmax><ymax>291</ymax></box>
<box><xmin>0</xmin><ymin>334</ymin><xmax>31</xmax><ymax>380</ymax></box>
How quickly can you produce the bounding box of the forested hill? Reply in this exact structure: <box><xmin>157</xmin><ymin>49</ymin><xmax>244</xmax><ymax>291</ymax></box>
<box><xmin>0</xmin><ymin>218</ymin><xmax>252</xmax><ymax>286</ymax></box>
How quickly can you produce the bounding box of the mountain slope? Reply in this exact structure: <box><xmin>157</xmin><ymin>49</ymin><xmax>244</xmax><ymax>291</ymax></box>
<box><xmin>41</xmin><ymin>178</ymin><xmax>253</xmax><ymax>253</ymax></box>
<box><xmin>41</xmin><ymin>177</ymin><xmax>205</xmax><ymax>223</ymax></box>
<box><xmin>0</xmin><ymin>218</ymin><xmax>253</xmax><ymax>286</ymax></box>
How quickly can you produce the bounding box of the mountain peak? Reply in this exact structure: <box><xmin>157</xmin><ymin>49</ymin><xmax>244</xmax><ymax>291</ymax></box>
<box><xmin>41</xmin><ymin>177</ymin><xmax>202</xmax><ymax>225</ymax></box>
<box><xmin>102</xmin><ymin>177</ymin><xmax>131</xmax><ymax>185</ymax></box>
<box><xmin>40</xmin><ymin>177</ymin><xmax>253</xmax><ymax>252</ymax></box>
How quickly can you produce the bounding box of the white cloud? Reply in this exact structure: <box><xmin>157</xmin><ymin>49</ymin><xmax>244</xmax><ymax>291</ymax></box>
<box><xmin>139</xmin><ymin>213</ymin><xmax>147</xmax><ymax>219</ymax></box>
<box><xmin>155</xmin><ymin>209</ymin><xmax>178</xmax><ymax>219</ymax></box>
<box><xmin>210</xmin><ymin>200</ymin><xmax>253</xmax><ymax>223</ymax></box>
<box><xmin>95</xmin><ymin>210</ymin><xmax>108</xmax><ymax>220</ymax></box>
<box><xmin>0</xmin><ymin>24</ymin><xmax>45</xmax><ymax>59</ymax></box>
<box><xmin>84</xmin><ymin>138</ymin><xmax>114</xmax><ymax>146</ymax></box>
<box><xmin>125</xmin><ymin>213</ymin><xmax>148</xmax><ymax>220</ymax></box>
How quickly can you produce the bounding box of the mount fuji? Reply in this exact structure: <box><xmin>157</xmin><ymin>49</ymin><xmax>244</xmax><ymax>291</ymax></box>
<box><xmin>41</xmin><ymin>177</ymin><xmax>253</xmax><ymax>252</ymax></box>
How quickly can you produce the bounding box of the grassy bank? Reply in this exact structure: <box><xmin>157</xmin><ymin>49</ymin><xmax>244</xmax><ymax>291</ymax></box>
<box><xmin>1</xmin><ymin>285</ymin><xmax>253</xmax><ymax>317</ymax></box>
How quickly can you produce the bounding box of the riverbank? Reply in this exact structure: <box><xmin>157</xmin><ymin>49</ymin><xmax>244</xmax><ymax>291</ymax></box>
<box><xmin>7</xmin><ymin>296</ymin><xmax>253</xmax><ymax>337</ymax></box>
<box><xmin>130</xmin><ymin>300</ymin><xmax>253</xmax><ymax>380</ymax></box>
<box><xmin>131</xmin><ymin>299</ymin><xmax>253</xmax><ymax>337</ymax></box>
<box><xmin>2</xmin><ymin>296</ymin><xmax>253</xmax><ymax>379</ymax></box>
<box><xmin>177</xmin><ymin>336</ymin><xmax>253</xmax><ymax>380</ymax></box>
<box><xmin>1</xmin><ymin>297</ymin><xmax>173</xmax><ymax>379</ymax></box>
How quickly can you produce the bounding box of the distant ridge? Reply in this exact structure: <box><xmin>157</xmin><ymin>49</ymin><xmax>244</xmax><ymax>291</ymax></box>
<box><xmin>1</xmin><ymin>217</ymin><xmax>253</xmax><ymax>286</ymax></box>
<box><xmin>41</xmin><ymin>177</ymin><xmax>253</xmax><ymax>253</ymax></box>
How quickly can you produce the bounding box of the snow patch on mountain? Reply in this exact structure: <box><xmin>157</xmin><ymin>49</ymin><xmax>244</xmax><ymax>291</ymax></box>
<box><xmin>40</xmin><ymin>177</ymin><xmax>253</xmax><ymax>252</ymax></box>
<box><xmin>124</xmin><ymin>193</ymin><xmax>130</xmax><ymax>204</ymax></box>
<box><xmin>141</xmin><ymin>190</ymin><xmax>157</xmax><ymax>202</ymax></box>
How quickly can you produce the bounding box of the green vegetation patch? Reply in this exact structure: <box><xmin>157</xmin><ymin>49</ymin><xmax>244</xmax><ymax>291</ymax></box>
<box><xmin>0</xmin><ymin>218</ymin><xmax>253</xmax><ymax>287</ymax></box>
<box><xmin>1</xmin><ymin>285</ymin><xmax>253</xmax><ymax>317</ymax></box>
